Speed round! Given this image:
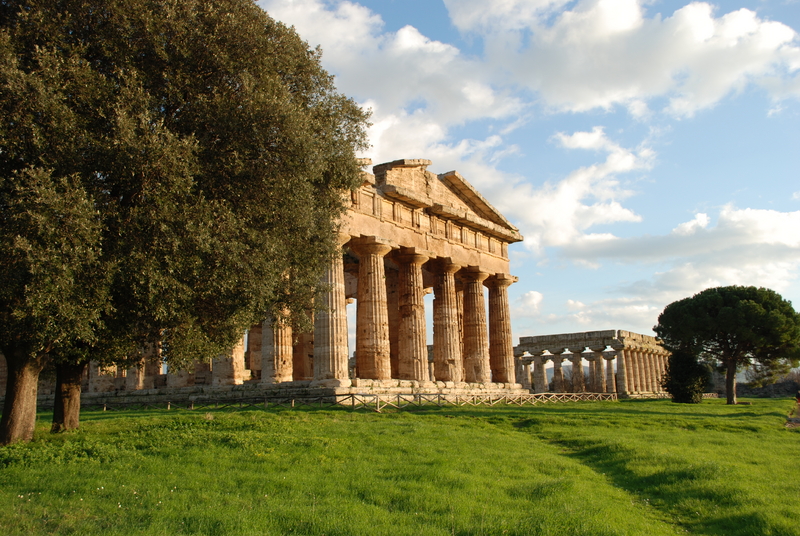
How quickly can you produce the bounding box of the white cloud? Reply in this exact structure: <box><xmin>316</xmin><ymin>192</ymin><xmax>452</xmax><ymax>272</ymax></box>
<box><xmin>446</xmin><ymin>0</ymin><xmax>800</xmax><ymax>115</ymax></box>
<box><xmin>514</xmin><ymin>290</ymin><xmax>545</xmax><ymax>316</ymax></box>
<box><xmin>672</xmin><ymin>212</ymin><xmax>710</xmax><ymax>235</ymax></box>
<box><xmin>793</xmin><ymin>191</ymin><xmax>800</xmax><ymax>200</ymax></box>
<box><xmin>484</xmin><ymin>127</ymin><xmax>651</xmax><ymax>253</ymax></box>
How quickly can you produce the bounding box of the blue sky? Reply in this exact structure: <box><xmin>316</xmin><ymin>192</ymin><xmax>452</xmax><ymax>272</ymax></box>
<box><xmin>258</xmin><ymin>0</ymin><xmax>800</xmax><ymax>342</ymax></box>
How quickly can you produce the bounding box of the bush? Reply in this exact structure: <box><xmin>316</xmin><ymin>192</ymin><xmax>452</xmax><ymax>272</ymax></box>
<box><xmin>663</xmin><ymin>350</ymin><xmax>711</xmax><ymax>404</ymax></box>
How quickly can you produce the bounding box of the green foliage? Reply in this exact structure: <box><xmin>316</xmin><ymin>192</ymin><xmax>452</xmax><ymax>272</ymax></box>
<box><xmin>0</xmin><ymin>0</ymin><xmax>369</xmax><ymax>368</ymax></box>
<box><xmin>662</xmin><ymin>349</ymin><xmax>710</xmax><ymax>403</ymax></box>
<box><xmin>654</xmin><ymin>286</ymin><xmax>800</xmax><ymax>403</ymax></box>
<box><xmin>1</xmin><ymin>400</ymin><xmax>798</xmax><ymax>535</ymax></box>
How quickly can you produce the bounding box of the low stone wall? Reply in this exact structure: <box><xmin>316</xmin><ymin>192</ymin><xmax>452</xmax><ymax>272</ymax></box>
<box><xmin>12</xmin><ymin>380</ymin><xmax>529</xmax><ymax>410</ymax></box>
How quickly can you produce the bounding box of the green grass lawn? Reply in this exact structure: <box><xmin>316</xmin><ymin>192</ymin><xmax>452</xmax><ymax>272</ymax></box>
<box><xmin>0</xmin><ymin>398</ymin><xmax>797</xmax><ymax>536</ymax></box>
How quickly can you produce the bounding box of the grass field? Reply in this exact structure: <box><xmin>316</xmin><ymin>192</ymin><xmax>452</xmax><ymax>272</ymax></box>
<box><xmin>0</xmin><ymin>398</ymin><xmax>797</xmax><ymax>536</ymax></box>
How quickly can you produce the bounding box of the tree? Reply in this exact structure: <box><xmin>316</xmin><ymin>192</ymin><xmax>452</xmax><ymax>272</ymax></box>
<box><xmin>662</xmin><ymin>349</ymin><xmax>711</xmax><ymax>404</ymax></box>
<box><xmin>654</xmin><ymin>286</ymin><xmax>800</xmax><ymax>405</ymax></box>
<box><xmin>0</xmin><ymin>0</ymin><xmax>369</xmax><ymax>444</ymax></box>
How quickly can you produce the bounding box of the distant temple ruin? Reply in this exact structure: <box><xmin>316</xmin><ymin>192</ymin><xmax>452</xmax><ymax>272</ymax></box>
<box><xmin>515</xmin><ymin>330</ymin><xmax>668</xmax><ymax>397</ymax></box>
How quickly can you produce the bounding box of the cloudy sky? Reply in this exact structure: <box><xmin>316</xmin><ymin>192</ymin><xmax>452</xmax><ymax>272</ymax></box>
<box><xmin>258</xmin><ymin>0</ymin><xmax>800</xmax><ymax>342</ymax></box>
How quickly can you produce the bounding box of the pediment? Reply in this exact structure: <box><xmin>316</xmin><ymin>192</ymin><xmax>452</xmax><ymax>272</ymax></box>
<box><xmin>371</xmin><ymin>159</ymin><xmax>521</xmax><ymax>243</ymax></box>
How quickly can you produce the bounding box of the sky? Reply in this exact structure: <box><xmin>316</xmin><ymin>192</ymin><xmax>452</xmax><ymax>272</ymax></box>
<box><xmin>257</xmin><ymin>0</ymin><xmax>800</xmax><ymax>344</ymax></box>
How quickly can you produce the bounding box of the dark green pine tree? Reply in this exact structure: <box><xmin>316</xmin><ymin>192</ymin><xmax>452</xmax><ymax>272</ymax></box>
<box><xmin>0</xmin><ymin>0</ymin><xmax>369</xmax><ymax>444</ymax></box>
<box><xmin>655</xmin><ymin>286</ymin><xmax>800</xmax><ymax>405</ymax></box>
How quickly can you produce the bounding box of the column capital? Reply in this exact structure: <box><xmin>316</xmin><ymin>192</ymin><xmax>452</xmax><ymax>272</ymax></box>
<box><xmin>459</xmin><ymin>266</ymin><xmax>490</xmax><ymax>283</ymax></box>
<box><xmin>349</xmin><ymin>235</ymin><xmax>394</xmax><ymax>257</ymax></box>
<box><xmin>427</xmin><ymin>257</ymin><xmax>462</xmax><ymax>275</ymax></box>
<box><xmin>392</xmin><ymin>246</ymin><xmax>431</xmax><ymax>266</ymax></box>
<box><xmin>484</xmin><ymin>273</ymin><xmax>518</xmax><ymax>289</ymax></box>
<box><xmin>336</xmin><ymin>232</ymin><xmax>352</xmax><ymax>246</ymax></box>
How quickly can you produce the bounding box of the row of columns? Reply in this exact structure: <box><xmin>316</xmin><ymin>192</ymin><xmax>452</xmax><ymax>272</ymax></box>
<box><xmin>615</xmin><ymin>347</ymin><xmax>669</xmax><ymax>395</ymax></box>
<box><xmin>518</xmin><ymin>346</ymin><xmax>668</xmax><ymax>395</ymax></box>
<box><xmin>261</xmin><ymin>235</ymin><xmax>518</xmax><ymax>387</ymax></box>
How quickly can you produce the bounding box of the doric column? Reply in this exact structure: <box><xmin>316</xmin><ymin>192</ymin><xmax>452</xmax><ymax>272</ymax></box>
<box><xmin>627</xmin><ymin>348</ymin><xmax>643</xmax><ymax>394</ymax></box>
<box><xmin>551</xmin><ymin>352</ymin><xmax>566</xmax><ymax>393</ymax></box>
<box><xmin>518</xmin><ymin>361</ymin><xmax>532</xmax><ymax>389</ymax></box>
<box><xmin>614</xmin><ymin>348</ymin><xmax>628</xmax><ymax>396</ymax></box>
<box><xmin>312</xmin><ymin>238</ymin><xmax>351</xmax><ymax>387</ymax></box>
<box><xmin>532</xmin><ymin>355</ymin><xmax>549</xmax><ymax>393</ymax></box>
<box><xmin>569</xmin><ymin>352</ymin><xmax>585</xmax><ymax>393</ymax></box>
<box><xmin>591</xmin><ymin>348</ymin><xmax>606</xmax><ymax>392</ymax></box>
<box><xmin>661</xmin><ymin>351</ymin><xmax>669</xmax><ymax>391</ymax></box>
<box><xmin>350</xmin><ymin>237</ymin><xmax>393</xmax><ymax>380</ymax></box>
<box><xmin>485</xmin><ymin>273</ymin><xmax>518</xmax><ymax>384</ymax></box>
<box><xmin>643</xmin><ymin>350</ymin><xmax>655</xmax><ymax>393</ymax></box>
<box><xmin>604</xmin><ymin>352</ymin><xmax>616</xmax><ymax>393</ymax></box>
<box><xmin>213</xmin><ymin>334</ymin><xmax>246</xmax><ymax>386</ymax></box>
<box><xmin>634</xmin><ymin>348</ymin><xmax>646</xmax><ymax>393</ymax></box>
<box><xmin>585</xmin><ymin>352</ymin><xmax>596</xmax><ymax>392</ymax></box>
<box><xmin>261</xmin><ymin>317</ymin><xmax>293</xmax><ymax>384</ymax></box>
<box><xmin>461</xmin><ymin>268</ymin><xmax>491</xmax><ymax>383</ymax></box>
<box><xmin>395</xmin><ymin>248</ymin><xmax>430</xmax><ymax>382</ymax></box>
<box><xmin>385</xmin><ymin>267</ymin><xmax>400</xmax><ymax>379</ymax></box>
<box><xmin>431</xmin><ymin>258</ymin><xmax>463</xmax><ymax>382</ymax></box>
<box><xmin>655</xmin><ymin>351</ymin><xmax>665</xmax><ymax>392</ymax></box>
<box><xmin>456</xmin><ymin>285</ymin><xmax>465</xmax><ymax>381</ymax></box>
<box><xmin>126</xmin><ymin>357</ymin><xmax>145</xmax><ymax>391</ymax></box>
<box><xmin>248</xmin><ymin>323</ymin><xmax>263</xmax><ymax>381</ymax></box>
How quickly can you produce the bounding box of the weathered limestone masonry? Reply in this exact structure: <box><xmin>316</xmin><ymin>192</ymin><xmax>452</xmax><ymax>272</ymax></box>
<box><xmin>514</xmin><ymin>330</ymin><xmax>670</xmax><ymax>397</ymax></box>
<box><xmin>21</xmin><ymin>158</ymin><xmax>527</xmax><ymax>404</ymax></box>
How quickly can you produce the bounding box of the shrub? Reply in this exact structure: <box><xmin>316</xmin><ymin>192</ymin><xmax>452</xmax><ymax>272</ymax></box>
<box><xmin>663</xmin><ymin>349</ymin><xmax>711</xmax><ymax>404</ymax></box>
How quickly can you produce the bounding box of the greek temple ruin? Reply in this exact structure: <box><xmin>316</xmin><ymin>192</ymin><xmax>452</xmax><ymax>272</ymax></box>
<box><xmin>514</xmin><ymin>330</ymin><xmax>669</xmax><ymax>396</ymax></box>
<box><xmin>0</xmin><ymin>159</ymin><xmax>671</xmax><ymax>401</ymax></box>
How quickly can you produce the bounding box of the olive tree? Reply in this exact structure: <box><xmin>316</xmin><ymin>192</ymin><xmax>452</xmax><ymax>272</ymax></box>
<box><xmin>0</xmin><ymin>0</ymin><xmax>369</xmax><ymax>443</ymax></box>
<box><xmin>654</xmin><ymin>286</ymin><xmax>800</xmax><ymax>405</ymax></box>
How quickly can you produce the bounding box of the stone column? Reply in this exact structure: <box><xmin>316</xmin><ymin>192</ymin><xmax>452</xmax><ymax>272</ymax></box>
<box><xmin>551</xmin><ymin>352</ymin><xmax>566</xmax><ymax>393</ymax></box>
<box><xmin>634</xmin><ymin>349</ymin><xmax>646</xmax><ymax>393</ymax></box>
<box><xmin>312</xmin><ymin>240</ymin><xmax>351</xmax><ymax>387</ymax></box>
<box><xmin>456</xmin><ymin>285</ymin><xmax>465</xmax><ymax>381</ymax></box>
<box><xmin>213</xmin><ymin>334</ymin><xmax>246</xmax><ymax>386</ymax></box>
<box><xmin>261</xmin><ymin>317</ymin><xmax>293</xmax><ymax>385</ymax></box>
<box><xmin>655</xmin><ymin>351</ymin><xmax>666</xmax><ymax>392</ymax></box>
<box><xmin>626</xmin><ymin>348</ymin><xmax>642</xmax><ymax>394</ymax></box>
<box><xmin>585</xmin><ymin>353</ymin><xmax>596</xmax><ymax>392</ymax></box>
<box><xmin>126</xmin><ymin>358</ymin><xmax>145</xmax><ymax>391</ymax></box>
<box><xmin>643</xmin><ymin>350</ymin><xmax>655</xmax><ymax>393</ymax></box>
<box><xmin>461</xmin><ymin>268</ymin><xmax>491</xmax><ymax>384</ymax></box>
<box><xmin>604</xmin><ymin>353</ymin><xmax>616</xmax><ymax>394</ymax></box>
<box><xmin>569</xmin><ymin>353</ymin><xmax>585</xmax><ymax>393</ymax></box>
<box><xmin>591</xmin><ymin>348</ymin><xmax>606</xmax><ymax>392</ymax></box>
<box><xmin>385</xmin><ymin>267</ymin><xmax>400</xmax><ymax>379</ymax></box>
<box><xmin>485</xmin><ymin>273</ymin><xmax>518</xmax><ymax>384</ymax></box>
<box><xmin>431</xmin><ymin>259</ymin><xmax>463</xmax><ymax>382</ymax></box>
<box><xmin>350</xmin><ymin>237</ymin><xmax>393</xmax><ymax>381</ymax></box>
<box><xmin>614</xmin><ymin>348</ymin><xmax>628</xmax><ymax>396</ymax></box>
<box><xmin>518</xmin><ymin>361</ymin><xmax>532</xmax><ymax>389</ymax></box>
<box><xmin>532</xmin><ymin>355</ymin><xmax>549</xmax><ymax>393</ymax></box>
<box><xmin>292</xmin><ymin>330</ymin><xmax>314</xmax><ymax>381</ymax></box>
<box><xmin>395</xmin><ymin>248</ymin><xmax>430</xmax><ymax>382</ymax></box>
<box><xmin>248</xmin><ymin>323</ymin><xmax>263</xmax><ymax>381</ymax></box>
<box><xmin>142</xmin><ymin>342</ymin><xmax>163</xmax><ymax>389</ymax></box>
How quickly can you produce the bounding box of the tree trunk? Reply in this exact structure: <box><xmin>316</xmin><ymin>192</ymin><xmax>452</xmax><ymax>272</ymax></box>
<box><xmin>725</xmin><ymin>359</ymin><xmax>737</xmax><ymax>405</ymax></box>
<box><xmin>51</xmin><ymin>361</ymin><xmax>87</xmax><ymax>433</ymax></box>
<box><xmin>0</xmin><ymin>348</ymin><xmax>48</xmax><ymax>445</ymax></box>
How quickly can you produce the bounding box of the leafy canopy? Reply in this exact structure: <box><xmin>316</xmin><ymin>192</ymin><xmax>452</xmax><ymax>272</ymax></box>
<box><xmin>0</xmin><ymin>0</ymin><xmax>370</xmax><ymax>367</ymax></box>
<box><xmin>654</xmin><ymin>286</ymin><xmax>800</xmax><ymax>365</ymax></box>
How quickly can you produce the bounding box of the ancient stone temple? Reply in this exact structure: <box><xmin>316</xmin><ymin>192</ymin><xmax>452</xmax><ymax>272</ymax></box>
<box><xmin>514</xmin><ymin>330</ymin><xmax>670</xmax><ymax>397</ymax></box>
<box><xmin>76</xmin><ymin>158</ymin><xmax>527</xmax><ymax>396</ymax></box>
